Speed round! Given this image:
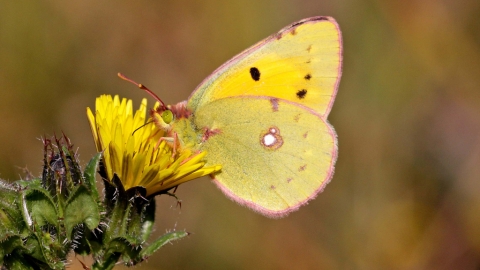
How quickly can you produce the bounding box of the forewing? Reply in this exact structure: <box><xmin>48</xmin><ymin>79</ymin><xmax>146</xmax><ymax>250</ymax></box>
<box><xmin>187</xmin><ymin>16</ymin><xmax>342</xmax><ymax>117</ymax></box>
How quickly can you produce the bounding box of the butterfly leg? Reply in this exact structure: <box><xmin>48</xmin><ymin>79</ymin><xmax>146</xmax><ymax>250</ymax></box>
<box><xmin>171</xmin><ymin>132</ymin><xmax>179</xmax><ymax>159</ymax></box>
<box><xmin>153</xmin><ymin>132</ymin><xmax>179</xmax><ymax>159</ymax></box>
<box><xmin>154</xmin><ymin>136</ymin><xmax>174</xmax><ymax>155</ymax></box>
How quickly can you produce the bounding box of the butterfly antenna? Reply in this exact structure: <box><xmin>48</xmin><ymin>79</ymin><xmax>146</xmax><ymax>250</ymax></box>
<box><xmin>132</xmin><ymin>120</ymin><xmax>154</xmax><ymax>136</ymax></box>
<box><xmin>117</xmin><ymin>73</ymin><xmax>166</xmax><ymax>109</ymax></box>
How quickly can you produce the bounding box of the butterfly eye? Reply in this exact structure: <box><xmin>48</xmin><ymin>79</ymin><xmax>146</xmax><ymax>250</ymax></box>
<box><xmin>161</xmin><ymin>110</ymin><xmax>174</xmax><ymax>124</ymax></box>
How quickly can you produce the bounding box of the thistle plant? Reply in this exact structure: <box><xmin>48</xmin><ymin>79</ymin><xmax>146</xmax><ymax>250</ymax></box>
<box><xmin>0</xmin><ymin>95</ymin><xmax>220</xmax><ymax>269</ymax></box>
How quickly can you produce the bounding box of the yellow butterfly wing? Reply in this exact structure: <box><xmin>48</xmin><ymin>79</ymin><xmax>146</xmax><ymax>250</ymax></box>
<box><xmin>172</xmin><ymin>16</ymin><xmax>341</xmax><ymax>217</ymax></box>
<box><xmin>174</xmin><ymin>97</ymin><xmax>337</xmax><ymax>217</ymax></box>
<box><xmin>187</xmin><ymin>16</ymin><xmax>342</xmax><ymax>118</ymax></box>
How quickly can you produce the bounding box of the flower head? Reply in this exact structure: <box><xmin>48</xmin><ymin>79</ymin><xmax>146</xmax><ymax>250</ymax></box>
<box><xmin>87</xmin><ymin>95</ymin><xmax>220</xmax><ymax>196</ymax></box>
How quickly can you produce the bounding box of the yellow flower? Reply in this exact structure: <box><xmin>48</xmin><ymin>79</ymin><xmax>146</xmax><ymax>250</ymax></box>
<box><xmin>87</xmin><ymin>95</ymin><xmax>221</xmax><ymax>196</ymax></box>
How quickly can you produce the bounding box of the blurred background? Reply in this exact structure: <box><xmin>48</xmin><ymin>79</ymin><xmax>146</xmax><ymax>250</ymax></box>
<box><xmin>1</xmin><ymin>0</ymin><xmax>480</xmax><ymax>269</ymax></box>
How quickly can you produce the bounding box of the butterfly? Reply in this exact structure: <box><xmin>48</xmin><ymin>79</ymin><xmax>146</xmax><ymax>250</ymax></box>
<box><xmin>145</xmin><ymin>16</ymin><xmax>341</xmax><ymax>218</ymax></box>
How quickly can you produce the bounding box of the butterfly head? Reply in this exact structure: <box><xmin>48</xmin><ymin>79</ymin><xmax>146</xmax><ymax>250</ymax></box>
<box><xmin>150</xmin><ymin>100</ymin><xmax>191</xmax><ymax>132</ymax></box>
<box><xmin>151</xmin><ymin>105</ymin><xmax>173</xmax><ymax>131</ymax></box>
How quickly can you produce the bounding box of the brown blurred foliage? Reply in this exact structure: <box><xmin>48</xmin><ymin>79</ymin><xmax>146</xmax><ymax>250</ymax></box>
<box><xmin>1</xmin><ymin>0</ymin><xmax>480</xmax><ymax>269</ymax></box>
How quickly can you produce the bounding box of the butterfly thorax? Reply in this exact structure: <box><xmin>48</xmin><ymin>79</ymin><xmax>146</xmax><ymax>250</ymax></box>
<box><xmin>171</xmin><ymin>116</ymin><xmax>203</xmax><ymax>150</ymax></box>
<box><xmin>168</xmin><ymin>100</ymin><xmax>191</xmax><ymax>119</ymax></box>
<box><xmin>169</xmin><ymin>100</ymin><xmax>202</xmax><ymax>148</ymax></box>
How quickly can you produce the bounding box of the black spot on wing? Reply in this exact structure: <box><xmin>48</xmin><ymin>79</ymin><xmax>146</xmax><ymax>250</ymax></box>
<box><xmin>250</xmin><ymin>67</ymin><xmax>261</xmax><ymax>81</ymax></box>
<box><xmin>296</xmin><ymin>89</ymin><xmax>307</xmax><ymax>99</ymax></box>
<box><xmin>304</xmin><ymin>74</ymin><xmax>311</xmax><ymax>80</ymax></box>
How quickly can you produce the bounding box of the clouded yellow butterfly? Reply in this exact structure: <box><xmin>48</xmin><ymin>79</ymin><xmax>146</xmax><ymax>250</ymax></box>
<box><xmin>145</xmin><ymin>16</ymin><xmax>342</xmax><ymax>218</ymax></box>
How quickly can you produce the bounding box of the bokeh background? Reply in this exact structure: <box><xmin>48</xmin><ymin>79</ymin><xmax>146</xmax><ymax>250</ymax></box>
<box><xmin>1</xmin><ymin>0</ymin><xmax>480</xmax><ymax>269</ymax></box>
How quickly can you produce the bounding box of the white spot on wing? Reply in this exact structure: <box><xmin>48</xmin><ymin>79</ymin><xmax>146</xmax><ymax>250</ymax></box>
<box><xmin>260</xmin><ymin>126</ymin><xmax>283</xmax><ymax>150</ymax></box>
<box><xmin>263</xmin><ymin>134</ymin><xmax>276</xmax><ymax>146</ymax></box>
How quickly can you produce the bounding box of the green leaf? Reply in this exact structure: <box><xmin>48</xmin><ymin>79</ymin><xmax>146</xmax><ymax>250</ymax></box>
<box><xmin>0</xmin><ymin>235</ymin><xmax>24</xmax><ymax>265</ymax></box>
<box><xmin>105</xmin><ymin>237</ymin><xmax>129</xmax><ymax>256</ymax></box>
<box><xmin>20</xmin><ymin>188</ymin><xmax>58</xmax><ymax>227</ymax></box>
<box><xmin>124</xmin><ymin>187</ymin><xmax>150</xmax><ymax>246</ymax></box>
<box><xmin>83</xmin><ymin>152</ymin><xmax>102</xmax><ymax>199</ymax></box>
<box><xmin>140</xmin><ymin>198</ymin><xmax>155</xmax><ymax>242</ymax></box>
<box><xmin>13</xmin><ymin>178</ymin><xmax>42</xmax><ymax>189</ymax></box>
<box><xmin>103</xmin><ymin>174</ymin><xmax>129</xmax><ymax>242</ymax></box>
<box><xmin>96</xmin><ymin>237</ymin><xmax>135</xmax><ymax>269</ymax></box>
<box><xmin>23</xmin><ymin>235</ymin><xmax>46</xmax><ymax>265</ymax></box>
<box><xmin>2</xmin><ymin>252</ymin><xmax>36</xmax><ymax>270</ymax></box>
<box><xmin>64</xmin><ymin>185</ymin><xmax>100</xmax><ymax>239</ymax></box>
<box><xmin>0</xmin><ymin>181</ymin><xmax>26</xmax><ymax>240</ymax></box>
<box><xmin>91</xmin><ymin>251</ymin><xmax>121</xmax><ymax>270</ymax></box>
<box><xmin>139</xmin><ymin>231</ymin><xmax>189</xmax><ymax>260</ymax></box>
